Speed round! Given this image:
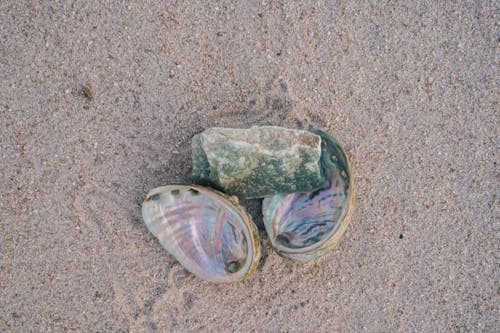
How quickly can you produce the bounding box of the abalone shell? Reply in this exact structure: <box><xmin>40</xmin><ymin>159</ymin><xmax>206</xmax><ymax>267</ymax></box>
<box><xmin>262</xmin><ymin>130</ymin><xmax>354</xmax><ymax>261</ymax></box>
<box><xmin>142</xmin><ymin>185</ymin><xmax>261</xmax><ymax>282</ymax></box>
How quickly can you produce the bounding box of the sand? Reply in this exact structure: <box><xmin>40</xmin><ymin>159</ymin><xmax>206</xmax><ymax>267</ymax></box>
<box><xmin>0</xmin><ymin>1</ymin><xmax>498</xmax><ymax>332</ymax></box>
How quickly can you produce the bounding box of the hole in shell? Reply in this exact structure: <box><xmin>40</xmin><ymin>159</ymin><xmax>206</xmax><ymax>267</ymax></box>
<box><xmin>188</xmin><ymin>188</ymin><xmax>200</xmax><ymax>195</ymax></box>
<box><xmin>146</xmin><ymin>193</ymin><xmax>160</xmax><ymax>202</ymax></box>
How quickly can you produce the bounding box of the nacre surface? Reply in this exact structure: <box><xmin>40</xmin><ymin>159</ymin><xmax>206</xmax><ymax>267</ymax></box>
<box><xmin>262</xmin><ymin>130</ymin><xmax>354</xmax><ymax>261</ymax></box>
<box><xmin>142</xmin><ymin>185</ymin><xmax>261</xmax><ymax>282</ymax></box>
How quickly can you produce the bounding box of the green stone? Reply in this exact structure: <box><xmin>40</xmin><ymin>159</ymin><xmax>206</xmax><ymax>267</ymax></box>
<box><xmin>191</xmin><ymin>126</ymin><xmax>330</xmax><ymax>199</ymax></box>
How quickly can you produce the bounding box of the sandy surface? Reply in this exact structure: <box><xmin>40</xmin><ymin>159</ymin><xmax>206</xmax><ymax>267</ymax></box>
<box><xmin>1</xmin><ymin>1</ymin><xmax>498</xmax><ymax>332</ymax></box>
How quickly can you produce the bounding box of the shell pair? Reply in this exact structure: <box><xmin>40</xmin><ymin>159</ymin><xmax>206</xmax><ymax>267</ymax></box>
<box><xmin>142</xmin><ymin>130</ymin><xmax>354</xmax><ymax>283</ymax></box>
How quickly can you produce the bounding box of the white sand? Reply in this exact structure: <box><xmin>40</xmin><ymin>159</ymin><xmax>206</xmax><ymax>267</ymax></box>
<box><xmin>1</xmin><ymin>1</ymin><xmax>498</xmax><ymax>331</ymax></box>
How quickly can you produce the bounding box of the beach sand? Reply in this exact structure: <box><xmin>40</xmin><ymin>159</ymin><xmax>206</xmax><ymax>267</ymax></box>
<box><xmin>1</xmin><ymin>1</ymin><xmax>498</xmax><ymax>331</ymax></box>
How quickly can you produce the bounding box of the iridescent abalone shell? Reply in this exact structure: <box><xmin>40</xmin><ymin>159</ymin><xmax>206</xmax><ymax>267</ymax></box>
<box><xmin>142</xmin><ymin>185</ymin><xmax>261</xmax><ymax>282</ymax></box>
<box><xmin>262</xmin><ymin>130</ymin><xmax>354</xmax><ymax>261</ymax></box>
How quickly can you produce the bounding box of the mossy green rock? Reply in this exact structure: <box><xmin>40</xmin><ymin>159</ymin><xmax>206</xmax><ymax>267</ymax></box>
<box><xmin>191</xmin><ymin>126</ymin><xmax>330</xmax><ymax>199</ymax></box>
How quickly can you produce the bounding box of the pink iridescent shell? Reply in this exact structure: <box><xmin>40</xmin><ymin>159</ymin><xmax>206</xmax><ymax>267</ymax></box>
<box><xmin>262</xmin><ymin>130</ymin><xmax>354</xmax><ymax>261</ymax></box>
<box><xmin>142</xmin><ymin>185</ymin><xmax>261</xmax><ymax>283</ymax></box>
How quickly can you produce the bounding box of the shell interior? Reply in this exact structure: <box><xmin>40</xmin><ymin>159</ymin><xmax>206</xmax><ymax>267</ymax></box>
<box><xmin>142</xmin><ymin>185</ymin><xmax>260</xmax><ymax>282</ymax></box>
<box><xmin>263</xmin><ymin>130</ymin><xmax>354</xmax><ymax>261</ymax></box>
